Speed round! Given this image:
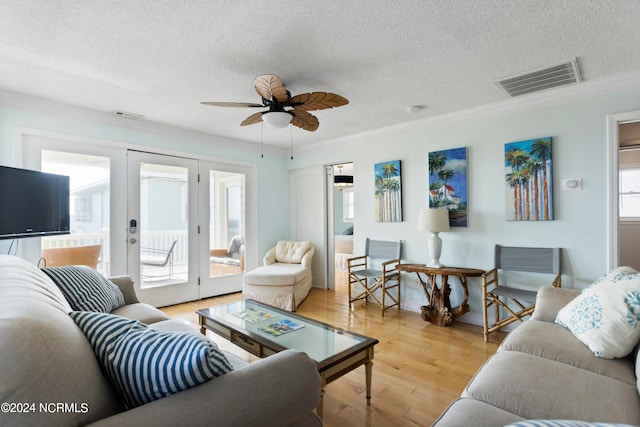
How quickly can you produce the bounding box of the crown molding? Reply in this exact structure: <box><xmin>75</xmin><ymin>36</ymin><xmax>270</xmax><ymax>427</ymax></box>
<box><xmin>295</xmin><ymin>69</ymin><xmax>640</xmax><ymax>156</ymax></box>
<box><xmin>0</xmin><ymin>89</ymin><xmax>288</xmax><ymax>158</ymax></box>
<box><xmin>2</xmin><ymin>69</ymin><xmax>639</xmax><ymax>159</ymax></box>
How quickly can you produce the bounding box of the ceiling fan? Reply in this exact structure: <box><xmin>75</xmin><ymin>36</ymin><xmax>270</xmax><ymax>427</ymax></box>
<box><xmin>201</xmin><ymin>74</ymin><xmax>348</xmax><ymax>132</ymax></box>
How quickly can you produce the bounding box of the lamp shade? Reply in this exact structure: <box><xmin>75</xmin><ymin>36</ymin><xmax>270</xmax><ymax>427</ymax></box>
<box><xmin>262</xmin><ymin>111</ymin><xmax>292</xmax><ymax>128</ymax></box>
<box><xmin>418</xmin><ymin>208</ymin><xmax>450</xmax><ymax>232</ymax></box>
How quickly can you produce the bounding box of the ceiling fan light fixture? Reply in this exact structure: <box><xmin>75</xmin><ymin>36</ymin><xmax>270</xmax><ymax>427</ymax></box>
<box><xmin>262</xmin><ymin>111</ymin><xmax>292</xmax><ymax>128</ymax></box>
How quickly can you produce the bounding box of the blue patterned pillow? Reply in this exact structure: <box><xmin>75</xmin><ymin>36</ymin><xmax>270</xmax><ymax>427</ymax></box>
<box><xmin>556</xmin><ymin>266</ymin><xmax>640</xmax><ymax>358</ymax></box>
<box><xmin>42</xmin><ymin>265</ymin><xmax>125</xmax><ymax>313</ymax></box>
<box><xmin>70</xmin><ymin>311</ymin><xmax>233</xmax><ymax>408</ymax></box>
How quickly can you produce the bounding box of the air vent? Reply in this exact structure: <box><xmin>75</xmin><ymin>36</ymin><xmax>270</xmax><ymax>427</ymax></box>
<box><xmin>111</xmin><ymin>110</ymin><xmax>145</xmax><ymax>120</ymax></box>
<box><xmin>495</xmin><ymin>59</ymin><xmax>582</xmax><ymax>97</ymax></box>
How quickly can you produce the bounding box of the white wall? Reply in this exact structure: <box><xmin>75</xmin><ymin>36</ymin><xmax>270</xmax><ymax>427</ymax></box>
<box><xmin>290</xmin><ymin>82</ymin><xmax>640</xmax><ymax>315</ymax></box>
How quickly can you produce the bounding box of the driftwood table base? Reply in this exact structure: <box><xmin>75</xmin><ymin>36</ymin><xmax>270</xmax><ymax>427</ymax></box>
<box><xmin>397</xmin><ymin>264</ymin><xmax>485</xmax><ymax>326</ymax></box>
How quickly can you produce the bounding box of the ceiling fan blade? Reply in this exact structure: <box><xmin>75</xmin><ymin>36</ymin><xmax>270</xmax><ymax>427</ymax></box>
<box><xmin>290</xmin><ymin>109</ymin><xmax>319</xmax><ymax>131</ymax></box>
<box><xmin>254</xmin><ymin>74</ymin><xmax>288</xmax><ymax>103</ymax></box>
<box><xmin>289</xmin><ymin>92</ymin><xmax>349</xmax><ymax>111</ymax></box>
<box><xmin>240</xmin><ymin>111</ymin><xmax>264</xmax><ymax>126</ymax></box>
<box><xmin>200</xmin><ymin>101</ymin><xmax>264</xmax><ymax>108</ymax></box>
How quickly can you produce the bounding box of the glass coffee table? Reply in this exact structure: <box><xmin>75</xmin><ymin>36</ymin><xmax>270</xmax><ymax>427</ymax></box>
<box><xmin>196</xmin><ymin>299</ymin><xmax>379</xmax><ymax>416</ymax></box>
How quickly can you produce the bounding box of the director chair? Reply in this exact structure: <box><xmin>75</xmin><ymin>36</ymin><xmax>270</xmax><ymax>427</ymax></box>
<box><xmin>347</xmin><ymin>238</ymin><xmax>402</xmax><ymax>316</ymax></box>
<box><xmin>482</xmin><ymin>244</ymin><xmax>561</xmax><ymax>342</ymax></box>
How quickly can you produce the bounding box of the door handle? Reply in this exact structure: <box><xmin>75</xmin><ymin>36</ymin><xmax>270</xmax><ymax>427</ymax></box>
<box><xmin>129</xmin><ymin>238</ymin><xmax>137</xmax><ymax>244</ymax></box>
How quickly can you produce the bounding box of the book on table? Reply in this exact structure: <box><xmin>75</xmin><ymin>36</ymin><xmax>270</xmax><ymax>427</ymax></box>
<box><xmin>259</xmin><ymin>319</ymin><xmax>305</xmax><ymax>336</ymax></box>
<box><xmin>232</xmin><ymin>307</ymin><xmax>273</xmax><ymax>323</ymax></box>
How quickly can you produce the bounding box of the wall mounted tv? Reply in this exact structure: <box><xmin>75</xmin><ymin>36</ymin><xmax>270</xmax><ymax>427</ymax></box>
<box><xmin>0</xmin><ymin>165</ymin><xmax>70</xmax><ymax>240</ymax></box>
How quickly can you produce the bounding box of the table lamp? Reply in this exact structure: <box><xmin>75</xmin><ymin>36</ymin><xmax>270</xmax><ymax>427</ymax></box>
<box><xmin>418</xmin><ymin>208</ymin><xmax>450</xmax><ymax>268</ymax></box>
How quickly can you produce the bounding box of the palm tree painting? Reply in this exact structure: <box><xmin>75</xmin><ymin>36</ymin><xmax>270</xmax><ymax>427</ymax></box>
<box><xmin>374</xmin><ymin>160</ymin><xmax>402</xmax><ymax>222</ymax></box>
<box><xmin>428</xmin><ymin>147</ymin><xmax>468</xmax><ymax>227</ymax></box>
<box><xmin>504</xmin><ymin>137</ymin><xmax>553</xmax><ymax>221</ymax></box>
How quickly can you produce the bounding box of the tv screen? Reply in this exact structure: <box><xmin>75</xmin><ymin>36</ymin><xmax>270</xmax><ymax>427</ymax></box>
<box><xmin>0</xmin><ymin>166</ymin><xmax>70</xmax><ymax>240</ymax></box>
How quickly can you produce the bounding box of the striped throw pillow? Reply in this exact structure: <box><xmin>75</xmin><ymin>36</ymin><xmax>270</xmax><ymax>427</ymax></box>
<box><xmin>42</xmin><ymin>265</ymin><xmax>125</xmax><ymax>313</ymax></box>
<box><xmin>70</xmin><ymin>311</ymin><xmax>233</xmax><ymax>408</ymax></box>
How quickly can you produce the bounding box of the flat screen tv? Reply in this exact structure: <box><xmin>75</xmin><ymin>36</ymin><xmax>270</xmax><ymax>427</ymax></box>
<box><xmin>0</xmin><ymin>165</ymin><xmax>70</xmax><ymax>240</ymax></box>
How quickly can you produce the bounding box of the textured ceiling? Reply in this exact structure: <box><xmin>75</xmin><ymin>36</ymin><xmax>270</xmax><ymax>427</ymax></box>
<box><xmin>1</xmin><ymin>0</ymin><xmax>639</xmax><ymax>151</ymax></box>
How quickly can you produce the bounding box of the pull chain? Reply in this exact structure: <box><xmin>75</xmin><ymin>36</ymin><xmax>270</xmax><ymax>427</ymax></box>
<box><xmin>290</xmin><ymin>125</ymin><xmax>294</xmax><ymax>160</ymax></box>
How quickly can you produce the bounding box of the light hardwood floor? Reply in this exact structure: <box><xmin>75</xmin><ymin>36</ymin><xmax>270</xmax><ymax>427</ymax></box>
<box><xmin>161</xmin><ymin>278</ymin><xmax>506</xmax><ymax>427</ymax></box>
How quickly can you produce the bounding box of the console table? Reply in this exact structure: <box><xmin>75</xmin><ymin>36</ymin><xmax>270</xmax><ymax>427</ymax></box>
<box><xmin>396</xmin><ymin>264</ymin><xmax>485</xmax><ymax>326</ymax></box>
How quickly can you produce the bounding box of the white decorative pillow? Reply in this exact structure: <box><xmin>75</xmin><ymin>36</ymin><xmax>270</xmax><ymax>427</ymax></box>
<box><xmin>71</xmin><ymin>311</ymin><xmax>233</xmax><ymax>408</ymax></box>
<box><xmin>42</xmin><ymin>265</ymin><xmax>125</xmax><ymax>313</ymax></box>
<box><xmin>556</xmin><ymin>266</ymin><xmax>640</xmax><ymax>359</ymax></box>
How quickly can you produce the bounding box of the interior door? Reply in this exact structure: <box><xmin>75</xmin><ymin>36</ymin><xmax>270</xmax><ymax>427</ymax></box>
<box><xmin>198</xmin><ymin>160</ymin><xmax>254</xmax><ymax>298</ymax></box>
<box><xmin>127</xmin><ymin>150</ymin><xmax>199</xmax><ymax>307</ymax></box>
<box><xmin>290</xmin><ymin>166</ymin><xmax>327</xmax><ymax>289</ymax></box>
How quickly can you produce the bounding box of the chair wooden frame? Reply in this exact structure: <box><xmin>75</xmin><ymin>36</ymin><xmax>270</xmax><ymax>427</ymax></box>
<box><xmin>347</xmin><ymin>239</ymin><xmax>402</xmax><ymax>316</ymax></box>
<box><xmin>482</xmin><ymin>244</ymin><xmax>561</xmax><ymax>342</ymax></box>
<box><xmin>41</xmin><ymin>244</ymin><xmax>102</xmax><ymax>270</ymax></box>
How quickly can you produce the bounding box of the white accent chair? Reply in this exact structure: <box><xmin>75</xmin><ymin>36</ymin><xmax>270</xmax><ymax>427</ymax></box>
<box><xmin>242</xmin><ymin>241</ymin><xmax>315</xmax><ymax>311</ymax></box>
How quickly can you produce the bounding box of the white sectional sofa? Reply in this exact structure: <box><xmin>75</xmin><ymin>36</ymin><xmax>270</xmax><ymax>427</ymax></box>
<box><xmin>433</xmin><ymin>285</ymin><xmax>640</xmax><ymax>426</ymax></box>
<box><xmin>0</xmin><ymin>254</ymin><xmax>321</xmax><ymax>427</ymax></box>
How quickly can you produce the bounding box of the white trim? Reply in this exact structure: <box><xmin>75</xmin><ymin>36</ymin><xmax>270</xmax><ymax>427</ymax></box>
<box><xmin>1</xmin><ymin>89</ymin><xmax>287</xmax><ymax>158</ymax></box>
<box><xmin>607</xmin><ymin>109</ymin><xmax>640</xmax><ymax>271</ymax></box>
<box><xmin>15</xmin><ymin>127</ymin><xmax>256</xmax><ymax>169</ymax></box>
<box><xmin>4</xmin><ymin>70</ymin><xmax>640</xmax><ymax>158</ymax></box>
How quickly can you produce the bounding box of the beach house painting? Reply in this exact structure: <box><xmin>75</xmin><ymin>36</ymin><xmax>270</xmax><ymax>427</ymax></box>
<box><xmin>374</xmin><ymin>160</ymin><xmax>402</xmax><ymax>222</ymax></box>
<box><xmin>504</xmin><ymin>137</ymin><xmax>553</xmax><ymax>221</ymax></box>
<box><xmin>428</xmin><ymin>147</ymin><xmax>468</xmax><ymax>227</ymax></box>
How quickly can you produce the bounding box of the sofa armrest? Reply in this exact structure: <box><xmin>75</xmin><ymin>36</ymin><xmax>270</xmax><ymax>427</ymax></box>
<box><xmin>108</xmin><ymin>275</ymin><xmax>140</xmax><ymax>304</ymax></box>
<box><xmin>530</xmin><ymin>286</ymin><xmax>581</xmax><ymax>322</ymax></box>
<box><xmin>301</xmin><ymin>246</ymin><xmax>315</xmax><ymax>269</ymax></box>
<box><xmin>87</xmin><ymin>349</ymin><xmax>322</xmax><ymax>427</ymax></box>
<box><xmin>263</xmin><ymin>247</ymin><xmax>277</xmax><ymax>265</ymax></box>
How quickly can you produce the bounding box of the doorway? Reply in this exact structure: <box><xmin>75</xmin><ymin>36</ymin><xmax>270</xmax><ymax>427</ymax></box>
<box><xmin>22</xmin><ymin>131</ymin><xmax>254</xmax><ymax>308</ymax></box>
<box><xmin>617</xmin><ymin>121</ymin><xmax>640</xmax><ymax>270</ymax></box>
<box><xmin>608</xmin><ymin>110</ymin><xmax>640</xmax><ymax>270</ymax></box>
<box><xmin>327</xmin><ymin>162</ymin><xmax>354</xmax><ymax>292</ymax></box>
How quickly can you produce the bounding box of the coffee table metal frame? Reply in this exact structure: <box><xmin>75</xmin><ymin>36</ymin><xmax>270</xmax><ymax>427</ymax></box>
<box><xmin>197</xmin><ymin>299</ymin><xmax>379</xmax><ymax>416</ymax></box>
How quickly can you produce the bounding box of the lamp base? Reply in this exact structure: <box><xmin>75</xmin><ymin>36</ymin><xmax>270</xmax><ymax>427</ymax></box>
<box><xmin>427</xmin><ymin>232</ymin><xmax>445</xmax><ymax>269</ymax></box>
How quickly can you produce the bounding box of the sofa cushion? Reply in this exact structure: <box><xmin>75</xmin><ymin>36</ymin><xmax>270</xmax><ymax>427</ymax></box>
<box><xmin>275</xmin><ymin>240</ymin><xmax>312</xmax><ymax>264</ymax></box>
<box><xmin>71</xmin><ymin>311</ymin><xmax>234</xmax><ymax>408</ymax></box>
<box><xmin>111</xmin><ymin>302</ymin><xmax>171</xmax><ymax>324</ymax></box>
<box><xmin>42</xmin><ymin>265</ymin><xmax>125</xmax><ymax>313</ymax></box>
<box><xmin>500</xmin><ymin>320</ymin><xmax>636</xmax><ymax>385</ymax></box>
<box><xmin>432</xmin><ymin>398</ymin><xmax>524</xmax><ymax>427</ymax></box>
<box><xmin>244</xmin><ymin>264</ymin><xmax>310</xmax><ymax>286</ymax></box>
<box><xmin>463</xmin><ymin>351</ymin><xmax>640</xmax><ymax>424</ymax></box>
<box><xmin>556</xmin><ymin>266</ymin><xmax>640</xmax><ymax>358</ymax></box>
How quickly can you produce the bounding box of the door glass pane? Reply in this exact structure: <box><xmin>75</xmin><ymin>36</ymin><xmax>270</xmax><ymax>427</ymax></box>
<box><xmin>139</xmin><ymin>163</ymin><xmax>188</xmax><ymax>288</ymax></box>
<box><xmin>209</xmin><ymin>170</ymin><xmax>245</xmax><ymax>278</ymax></box>
<box><xmin>41</xmin><ymin>151</ymin><xmax>110</xmax><ymax>275</ymax></box>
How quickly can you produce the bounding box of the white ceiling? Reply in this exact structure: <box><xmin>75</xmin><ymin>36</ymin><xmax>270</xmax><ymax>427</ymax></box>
<box><xmin>1</xmin><ymin>1</ymin><xmax>639</xmax><ymax>152</ymax></box>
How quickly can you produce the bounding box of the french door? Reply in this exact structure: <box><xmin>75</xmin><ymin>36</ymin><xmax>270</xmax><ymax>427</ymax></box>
<box><xmin>127</xmin><ymin>152</ymin><xmax>252</xmax><ymax>306</ymax></box>
<box><xmin>198</xmin><ymin>160</ymin><xmax>255</xmax><ymax>299</ymax></box>
<box><xmin>22</xmin><ymin>132</ymin><xmax>252</xmax><ymax>308</ymax></box>
<box><xmin>127</xmin><ymin>151</ymin><xmax>199</xmax><ymax>307</ymax></box>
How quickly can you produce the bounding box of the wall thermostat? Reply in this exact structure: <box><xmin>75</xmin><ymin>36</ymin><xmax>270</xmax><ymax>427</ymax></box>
<box><xmin>561</xmin><ymin>178</ymin><xmax>582</xmax><ymax>191</ymax></box>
